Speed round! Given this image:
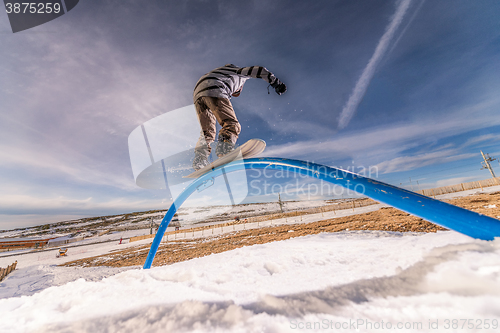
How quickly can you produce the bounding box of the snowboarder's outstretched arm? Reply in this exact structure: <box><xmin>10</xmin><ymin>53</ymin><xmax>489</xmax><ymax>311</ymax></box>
<box><xmin>237</xmin><ymin>66</ymin><xmax>277</xmax><ymax>84</ymax></box>
<box><xmin>237</xmin><ymin>66</ymin><xmax>287</xmax><ymax>95</ymax></box>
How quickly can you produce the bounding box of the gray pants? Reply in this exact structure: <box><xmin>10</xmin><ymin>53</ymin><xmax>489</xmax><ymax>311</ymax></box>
<box><xmin>194</xmin><ymin>96</ymin><xmax>241</xmax><ymax>155</ymax></box>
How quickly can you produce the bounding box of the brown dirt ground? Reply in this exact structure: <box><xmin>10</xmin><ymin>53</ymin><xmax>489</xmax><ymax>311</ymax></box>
<box><xmin>63</xmin><ymin>191</ymin><xmax>500</xmax><ymax>268</ymax></box>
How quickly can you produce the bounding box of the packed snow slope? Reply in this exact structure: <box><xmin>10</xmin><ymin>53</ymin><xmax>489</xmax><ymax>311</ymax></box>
<box><xmin>1</xmin><ymin>230</ymin><xmax>500</xmax><ymax>332</ymax></box>
<box><xmin>0</xmin><ymin>199</ymin><xmax>336</xmax><ymax>240</ymax></box>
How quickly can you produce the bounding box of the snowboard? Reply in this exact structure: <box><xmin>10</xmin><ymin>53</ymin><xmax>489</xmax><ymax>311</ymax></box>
<box><xmin>185</xmin><ymin>139</ymin><xmax>266</xmax><ymax>178</ymax></box>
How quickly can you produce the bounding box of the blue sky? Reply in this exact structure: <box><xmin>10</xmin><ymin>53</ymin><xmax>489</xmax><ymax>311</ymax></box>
<box><xmin>1</xmin><ymin>0</ymin><xmax>500</xmax><ymax>229</ymax></box>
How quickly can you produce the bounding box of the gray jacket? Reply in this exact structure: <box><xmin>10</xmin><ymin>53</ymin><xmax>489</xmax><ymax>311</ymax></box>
<box><xmin>193</xmin><ymin>64</ymin><xmax>278</xmax><ymax>102</ymax></box>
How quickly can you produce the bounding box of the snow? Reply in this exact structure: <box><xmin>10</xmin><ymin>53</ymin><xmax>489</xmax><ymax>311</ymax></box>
<box><xmin>2</xmin><ymin>230</ymin><xmax>500</xmax><ymax>332</ymax></box>
<box><xmin>2</xmin><ymin>185</ymin><xmax>498</xmax><ymax>241</ymax></box>
<box><xmin>0</xmin><ymin>234</ymin><xmax>154</xmax><ymax>269</ymax></box>
<box><xmin>433</xmin><ymin>186</ymin><xmax>500</xmax><ymax>200</ymax></box>
<box><xmin>2</xmin><ymin>186</ymin><xmax>500</xmax><ymax>332</ymax></box>
<box><xmin>0</xmin><ymin>199</ymin><xmax>331</xmax><ymax>241</ymax></box>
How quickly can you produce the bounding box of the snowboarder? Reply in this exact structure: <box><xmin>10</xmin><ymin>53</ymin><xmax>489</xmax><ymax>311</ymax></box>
<box><xmin>192</xmin><ymin>64</ymin><xmax>287</xmax><ymax>170</ymax></box>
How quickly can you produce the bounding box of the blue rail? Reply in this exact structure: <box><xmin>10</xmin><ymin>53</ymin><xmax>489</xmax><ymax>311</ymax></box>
<box><xmin>143</xmin><ymin>157</ymin><xmax>500</xmax><ymax>269</ymax></box>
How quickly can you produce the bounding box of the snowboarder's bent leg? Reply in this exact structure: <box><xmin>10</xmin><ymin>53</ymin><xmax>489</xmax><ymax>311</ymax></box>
<box><xmin>195</xmin><ymin>97</ymin><xmax>218</xmax><ymax>148</ymax></box>
<box><xmin>202</xmin><ymin>97</ymin><xmax>241</xmax><ymax>157</ymax></box>
<box><xmin>193</xmin><ymin>97</ymin><xmax>217</xmax><ymax>170</ymax></box>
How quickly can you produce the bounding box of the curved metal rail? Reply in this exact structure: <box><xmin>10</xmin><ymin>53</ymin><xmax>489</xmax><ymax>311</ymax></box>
<box><xmin>143</xmin><ymin>157</ymin><xmax>500</xmax><ymax>269</ymax></box>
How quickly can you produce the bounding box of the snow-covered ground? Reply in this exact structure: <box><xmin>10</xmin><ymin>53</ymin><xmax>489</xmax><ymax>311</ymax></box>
<box><xmin>175</xmin><ymin>199</ymin><xmax>335</xmax><ymax>225</ymax></box>
<box><xmin>3</xmin><ymin>184</ymin><xmax>492</xmax><ymax>241</ymax></box>
<box><xmin>1</xmin><ymin>186</ymin><xmax>500</xmax><ymax>332</ymax></box>
<box><xmin>1</xmin><ymin>231</ymin><xmax>500</xmax><ymax>332</ymax></box>
<box><xmin>0</xmin><ymin>202</ymin><xmax>384</xmax><ymax>271</ymax></box>
<box><xmin>0</xmin><ymin>227</ymin><xmax>157</xmax><ymax>259</ymax></box>
<box><xmin>0</xmin><ymin>198</ymin><xmax>365</xmax><ymax>260</ymax></box>
<box><xmin>0</xmin><ymin>199</ymin><xmax>334</xmax><ymax>240</ymax></box>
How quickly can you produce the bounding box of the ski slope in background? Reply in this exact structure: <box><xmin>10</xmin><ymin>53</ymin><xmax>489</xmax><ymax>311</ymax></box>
<box><xmin>1</xmin><ymin>230</ymin><xmax>500</xmax><ymax>332</ymax></box>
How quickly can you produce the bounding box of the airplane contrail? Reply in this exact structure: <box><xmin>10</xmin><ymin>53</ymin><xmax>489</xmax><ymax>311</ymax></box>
<box><xmin>386</xmin><ymin>0</ymin><xmax>426</xmax><ymax>59</ymax></box>
<box><xmin>338</xmin><ymin>0</ymin><xmax>412</xmax><ymax>129</ymax></box>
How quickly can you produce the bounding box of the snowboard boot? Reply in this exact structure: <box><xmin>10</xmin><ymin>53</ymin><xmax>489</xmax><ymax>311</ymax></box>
<box><xmin>192</xmin><ymin>146</ymin><xmax>210</xmax><ymax>171</ymax></box>
<box><xmin>216</xmin><ymin>140</ymin><xmax>235</xmax><ymax>158</ymax></box>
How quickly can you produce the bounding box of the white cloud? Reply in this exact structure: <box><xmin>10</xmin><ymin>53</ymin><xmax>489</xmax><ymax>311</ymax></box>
<box><xmin>375</xmin><ymin>150</ymin><xmax>476</xmax><ymax>174</ymax></box>
<box><xmin>435</xmin><ymin>176</ymin><xmax>480</xmax><ymax>187</ymax></box>
<box><xmin>463</xmin><ymin>134</ymin><xmax>500</xmax><ymax>147</ymax></box>
<box><xmin>0</xmin><ymin>143</ymin><xmax>136</xmax><ymax>191</ymax></box>
<box><xmin>0</xmin><ymin>29</ymin><xmax>199</xmax><ymax>195</ymax></box>
<box><xmin>0</xmin><ymin>193</ymin><xmax>164</xmax><ymax>218</ymax></box>
<box><xmin>264</xmin><ymin>93</ymin><xmax>500</xmax><ymax>171</ymax></box>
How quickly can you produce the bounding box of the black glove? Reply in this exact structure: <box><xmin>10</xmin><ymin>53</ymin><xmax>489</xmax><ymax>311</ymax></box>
<box><xmin>271</xmin><ymin>79</ymin><xmax>287</xmax><ymax>95</ymax></box>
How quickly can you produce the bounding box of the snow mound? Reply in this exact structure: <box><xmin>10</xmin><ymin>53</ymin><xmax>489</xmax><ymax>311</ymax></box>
<box><xmin>1</xmin><ymin>231</ymin><xmax>500</xmax><ymax>332</ymax></box>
